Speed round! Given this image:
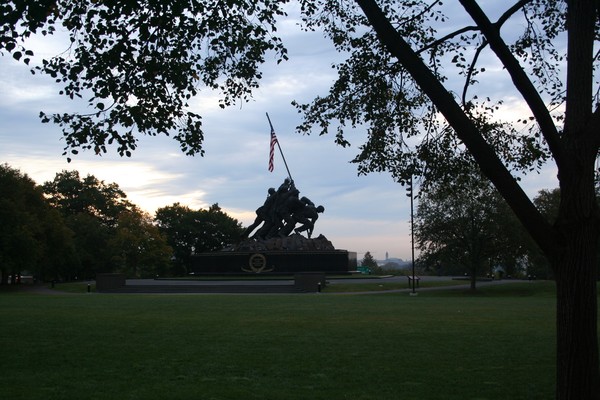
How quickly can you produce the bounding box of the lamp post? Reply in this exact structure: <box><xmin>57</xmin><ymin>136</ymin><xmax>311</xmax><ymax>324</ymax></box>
<box><xmin>407</xmin><ymin>175</ymin><xmax>417</xmax><ymax>296</ymax></box>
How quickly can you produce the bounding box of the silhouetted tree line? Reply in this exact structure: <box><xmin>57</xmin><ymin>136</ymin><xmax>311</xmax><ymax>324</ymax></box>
<box><xmin>414</xmin><ymin>172</ymin><xmax>600</xmax><ymax>286</ymax></box>
<box><xmin>0</xmin><ymin>164</ymin><xmax>243</xmax><ymax>283</ymax></box>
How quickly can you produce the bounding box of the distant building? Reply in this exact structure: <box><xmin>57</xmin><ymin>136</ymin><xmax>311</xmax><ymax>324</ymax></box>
<box><xmin>376</xmin><ymin>257</ymin><xmax>410</xmax><ymax>270</ymax></box>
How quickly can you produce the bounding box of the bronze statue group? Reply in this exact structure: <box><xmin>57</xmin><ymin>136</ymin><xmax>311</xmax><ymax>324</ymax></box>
<box><xmin>244</xmin><ymin>178</ymin><xmax>324</xmax><ymax>240</ymax></box>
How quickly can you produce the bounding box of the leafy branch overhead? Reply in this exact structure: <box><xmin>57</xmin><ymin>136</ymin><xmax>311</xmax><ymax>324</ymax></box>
<box><xmin>0</xmin><ymin>0</ymin><xmax>289</xmax><ymax>160</ymax></box>
<box><xmin>294</xmin><ymin>0</ymin><xmax>582</xmax><ymax>187</ymax></box>
<box><xmin>1</xmin><ymin>0</ymin><xmax>588</xmax><ymax>177</ymax></box>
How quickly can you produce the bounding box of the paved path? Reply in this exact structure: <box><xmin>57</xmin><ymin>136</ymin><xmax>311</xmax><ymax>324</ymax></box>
<box><xmin>325</xmin><ymin>276</ymin><xmax>517</xmax><ymax>295</ymax></box>
<box><xmin>4</xmin><ymin>284</ymin><xmax>74</xmax><ymax>295</ymax></box>
<box><xmin>7</xmin><ymin>275</ymin><xmax>523</xmax><ymax>295</ymax></box>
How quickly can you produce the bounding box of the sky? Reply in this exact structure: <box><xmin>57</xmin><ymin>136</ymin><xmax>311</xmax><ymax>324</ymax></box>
<box><xmin>0</xmin><ymin>2</ymin><xmax>560</xmax><ymax>261</ymax></box>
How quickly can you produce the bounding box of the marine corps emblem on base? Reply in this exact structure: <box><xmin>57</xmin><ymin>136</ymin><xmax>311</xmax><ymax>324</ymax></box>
<box><xmin>242</xmin><ymin>253</ymin><xmax>273</xmax><ymax>274</ymax></box>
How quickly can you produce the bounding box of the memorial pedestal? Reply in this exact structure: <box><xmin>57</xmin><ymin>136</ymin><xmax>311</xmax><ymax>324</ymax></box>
<box><xmin>191</xmin><ymin>249</ymin><xmax>356</xmax><ymax>275</ymax></box>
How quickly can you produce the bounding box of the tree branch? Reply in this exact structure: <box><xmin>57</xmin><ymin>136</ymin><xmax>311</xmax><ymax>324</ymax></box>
<box><xmin>417</xmin><ymin>25</ymin><xmax>478</xmax><ymax>55</ymax></box>
<box><xmin>462</xmin><ymin>40</ymin><xmax>487</xmax><ymax>105</ymax></box>
<box><xmin>418</xmin><ymin>0</ymin><xmax>531</xmax><ymax>55</ymax></box>
<box><xmin>497</xmin><ymin>0</ymin><xmax>533</xmax><ymax>28</ymax></box>
<box><xmin>458</xmin><ymin>0</ymin><xmax>566</xmax><ymax>169</ymax></box>
<box><xmin>354</xmin><ymin>0</ymin><xmax>559</xmax><ymax>255</ymax></box>
<box><xmin>396</xmin><ymin>0</ymin><xmax>442</xmax><ymax>30</ymax></box>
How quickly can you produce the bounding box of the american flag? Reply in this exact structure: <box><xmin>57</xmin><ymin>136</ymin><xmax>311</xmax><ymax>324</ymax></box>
<box><xmin>268</xmin><ymin>127</ymin><xmax>278</xmax><ymax>172</ymax></box>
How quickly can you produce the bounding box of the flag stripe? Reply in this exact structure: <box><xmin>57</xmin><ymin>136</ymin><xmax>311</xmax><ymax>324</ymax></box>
<box><xmin>268</xmin><ymin>128</ymin><xmax>278</xmax><ymax>172</ymax></box>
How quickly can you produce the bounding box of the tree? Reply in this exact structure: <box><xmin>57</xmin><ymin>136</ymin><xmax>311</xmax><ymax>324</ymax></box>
<box><xmin>154</xmin><ymin>203</ymin><xmax>198</xmax><ymax>276</ymax></box>
<box><xmin>525</xmin><ymin>188</ymin><xmax>600</xmax><ymax>280</ymax></box>
<box><xmin>63</xmin><ymin>212</ymin><xmax>112</xmax><ymax>279</ymax></box>
<box><xmin>2</xmin><ymin>1</ymin><xmax>598</xmax><ymax>397</ymax></box>
<box><xmin>36</xmin><ymin>205</ymin><xmax>79</xmax><ymax>282</ymax></box>
<box><xmin>490</xmin><ymin>195</ymin><xmax>531</xmax><ymax>279</ymax></box>
<box><xmin>296</xmin><ymin>2</ymin><xmax>599</xmax><ymax>397</ymax></box>
<box><xmin>108</xmin><ymin>208</ymin><xmax>172</xmax><ymax>278</ymax></box>
<box><xmin>43</xmin><ymin>170</ymin><xmax>134</xmax><ymax>227</ymax></box>
<box><xmin>194</xmin><ymin>204</ymin><xmax>244</xmax><ymax>253</ymax></box>
<box><xmin>360</xmin><ymin>251</ymin><xmax>379</xmax><ymax>271</ymax></box>
<box><xmin>0</xmin><ymin>164</ymin><xmax>75</xmax><ymax>283</ymax></box>
<box><xmin>42</xmin><ymin>170</ymin><xmax>136</xmax><ymax>278</ymax></box>
<box><xmin>0</xmin><ymin>0</ymin><xmax>288</xmax><ymax>160</ymax></box>
<box><xmin>0</xmin><ymin>164</ymin><xmax>43</xmax><ymax>284</ymax></box>
<box><xmin>414</xmin><ymin>172</ymin><xmax>512</xmax><ymax>289</ymax></box>
<box><xmin>155</xmin><ymin>203</ymin><xmax>243</xmax><ymax>275</ymax></box>
<box><xmin>520</xmin><ymin>188</ymin><xmax>561</xmax><ymax>279</ymax></box>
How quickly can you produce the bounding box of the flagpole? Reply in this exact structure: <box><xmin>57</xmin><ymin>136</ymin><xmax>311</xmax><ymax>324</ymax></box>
<box><xmin>266</xmin><ymin>112</ymin><xmax>294</xmax><ymax>182</ymax></box>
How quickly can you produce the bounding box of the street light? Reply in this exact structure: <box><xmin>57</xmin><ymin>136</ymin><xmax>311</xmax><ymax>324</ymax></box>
<box><xmin>406</xmin><ymin>175</ymin><xmax>417</xmax><ymax>296</ymax></box>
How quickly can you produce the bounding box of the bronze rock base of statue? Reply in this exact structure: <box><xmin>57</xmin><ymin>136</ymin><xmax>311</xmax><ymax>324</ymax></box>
<box><xmin>223</xmin><ymin>233</ymin><xmax>335</xmax><ymax>252</ymax></box>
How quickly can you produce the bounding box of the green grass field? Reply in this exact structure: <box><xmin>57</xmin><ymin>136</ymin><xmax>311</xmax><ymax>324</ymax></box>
<box><xmin>0</xmin><ymin>281</ymin><xmax>578</xmax><ymax>399</ymax></box>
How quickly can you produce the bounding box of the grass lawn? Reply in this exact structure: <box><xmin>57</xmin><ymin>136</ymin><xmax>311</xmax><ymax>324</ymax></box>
<box><xmin>0</xmin><ymin>281</ymin><xmax>575</xmax><ymax>399</ymax></box>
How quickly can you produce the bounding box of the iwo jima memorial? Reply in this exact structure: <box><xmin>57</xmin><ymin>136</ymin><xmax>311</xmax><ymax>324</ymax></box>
<box><xmin>96</xmin><ymin>115</ymin><xmax>356</xmax><ymax>293</ymax></box>
<box><xmin>191</xmin><ymin>114</ymin><xmax>357</xmax><ymax>279</ymax></box>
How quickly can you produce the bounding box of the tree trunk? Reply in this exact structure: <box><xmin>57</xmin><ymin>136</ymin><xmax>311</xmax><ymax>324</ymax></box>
<box><xmin>553</xmin><ymin>223</ymin><xmax>600</xmax><ymax>400</ymax></box>
<box><xmin>553</xmin><ymin>136</ymin><xmax>600</xmax><ymax>399</ymax></box>
<box><xmin>469</xmin><ymin>270</ymin><xmax>476</xmax><ymax>291</ymax></box>
<box><xmin>553</xmin><ymin>0</ymin><xmax>600</xmax><ymax>396</ymax></box>
<box><xmin>468</xmin><ymin>254</ymin><xmax>479</xmax><ymax>291</ymax></box>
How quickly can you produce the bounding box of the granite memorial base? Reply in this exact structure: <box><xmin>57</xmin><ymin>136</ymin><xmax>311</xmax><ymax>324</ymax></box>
<box><xmin>192</xmin><ymin>234</ymin><xmax>356</xmax><ymax>275</ymax></box>
<box><xmin>294</xmin><ymin>272</ymin><xmax>327</xmax><ymax>292</ymax></box>
<box><xmin>96</xmin><ymin>273</ymin><xmax>126</xmax><ymax>291</ymax></box>
<box><xmin>191</xmin><ymin>250</ymin><xmax>356</xmax><ymax>275</ymax></box>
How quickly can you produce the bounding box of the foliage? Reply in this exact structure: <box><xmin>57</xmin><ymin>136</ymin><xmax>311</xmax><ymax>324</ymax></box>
<box><xmin>360</xmin><ymin>251</ymin><xmax>378</xmax><ymax>268</ymax></box>
<box><xmin>1</xmin><ymin>163</ymin><xmax>240</xmax><ymax>280</ymax></box>
<box><xmin>42</xmin><ymin>170</ymin><xmax>134</xmax><ymax>226</ymax></box>
<box><xmin>0</xmin><ymin>0</ymin><xmax>288</xmax><ymax>159</ymax></box>
<box><xmin>417</xmin><ymin>174</ymin><xmax>533</xmax><ymax>280</ymax></box>
<box><xmin>155</xmin><ymin>203</ymin><xmax>199</xmax><ymax>275</ymax></box>
<box><xmin>414</xmin><ymin>170</ymin><xmax>512</xmax><ymax>288</ymax></box>
<box><xmin>155</xmin><ymin>203</ymin><xmax>244</xmax><ymax>274</ymax></box>
<box><xmin>41</xmin><ymin>169</ymin><xmax>177</xmax><ymax>279</ymax></box>
<box><xmin>418</xmin><ymin>185</ymin><xmax>597</xmax><ymax>282</ymax></box>
<box><xmin>0</xmin><ymin>164</ymin><xmax>75</xmax><ymax>283</ymax></box>
<box><xmin>63</xmin><ymin>212</ymin><xmax>112</xmax><ymax>279</ymax></box>
<box><xmin>42</xmin><ymin>170</ymin><xmax>138</xmax><ymax>278</ymax></box>
<box><xmin>36</xmin><ymin>207</ymin><xmax>79</xmax><ymax>281</ymax></box>
<box><xmin>294</xmin><ymin>0</ymin><xmax>562</xmax><ymax>185</ymax></box>
<box><xmin>523</xmin><ymin>188</ymin><xmax>560</xmax><ymax>279</ymax></box>
<box><xmin>196</xmin><ymin>203</ymin><xmax>245</xmax><ymax>252</ymax></box>
<box><xmin>360</xmin><ymin>250</ymin><xmax>380</xmax><ymax>274</ymax></box>
<box><xmin>489</xmin><ymin>195</ymin><xmax>531</xmax><ymax>279</ymax></box>
<box><xmin>108</xmin><ymin>209</ymin><xmax>173</xmax><ymax>278</ymax></box>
